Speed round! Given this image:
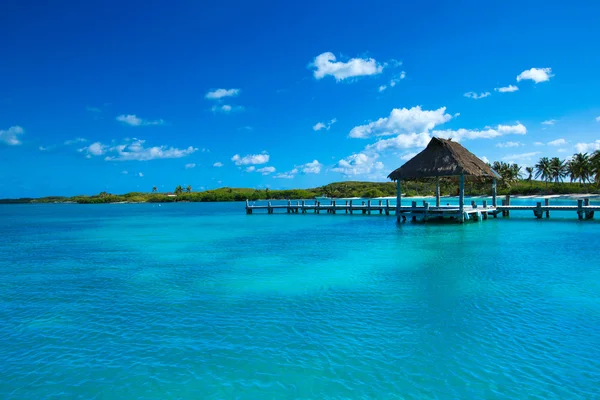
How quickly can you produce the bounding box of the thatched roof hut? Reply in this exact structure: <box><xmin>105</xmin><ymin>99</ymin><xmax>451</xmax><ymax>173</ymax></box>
<box><xmin>389</xmin><ymin>137</ymin><xmax>500</xmax><ymax>222</ymax></box>
<box><xmin>388</xmin><ymin>137</ymin><xmax>499</xmax><ymax>181</ymax></box>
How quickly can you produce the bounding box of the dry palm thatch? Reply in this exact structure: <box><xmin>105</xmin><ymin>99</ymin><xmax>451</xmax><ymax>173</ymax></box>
<box><xmin>388</xmin><ymin>137</ymin><xmax>500</xmax><ymax>181</ymax></box>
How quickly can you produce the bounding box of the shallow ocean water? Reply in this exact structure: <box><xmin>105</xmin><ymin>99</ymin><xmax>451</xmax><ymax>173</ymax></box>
<box><xmin>1</xmin><ymin>200</ymin><xmax>599</xmax><ymax>399</ymax></box>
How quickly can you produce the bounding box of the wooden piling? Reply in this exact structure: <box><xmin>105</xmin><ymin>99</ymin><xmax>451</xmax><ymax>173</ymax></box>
<box><xmin>534</xmin><ymin>202</ymin><xmax>543</xmax><ymax>218</ymax></box>
<box><xmin>578</xmin><ymin>199</ymin><xmax>584</xmax><ymax>220</ymax></box>
<box><xmin>379</xmin><ymin>200</ymin><xmax>383</xmax><ymax>214</ymax></box>
<box><xmin>385</xmin><ymin>199</ymin><xmax>390</xmax><ymax>215</ymax></box>
<box><xmin>367</xmin><ymin>200</ymin><xmax>372</xmax><ymax>215</ymax></box>
<box><xmin>332</xmin><ymin>200</ymin><xmax>336</xmax><ymax>214</ymax></box>
<box><xmin>349</xmin><ymin>200</ymin><xmax>353</xmax><ymax>214</ymax></box>
<box><xmin>545</xmin><ymin>198</ymin><xmax>550</xmax><ymax>218</ymax></box>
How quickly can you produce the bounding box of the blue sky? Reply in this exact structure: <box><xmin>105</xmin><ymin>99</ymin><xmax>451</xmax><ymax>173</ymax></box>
<box><xmin>2</xmin><ymin>0</ymin><xmax>600</xmax><ymax>197</ymax></box>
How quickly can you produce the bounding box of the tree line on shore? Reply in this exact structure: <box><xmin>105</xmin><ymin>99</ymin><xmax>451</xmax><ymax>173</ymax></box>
<box><xmin>3</xmin><ymin>151</ymin><xmax>599</xmax><ymax>204</ymax></box>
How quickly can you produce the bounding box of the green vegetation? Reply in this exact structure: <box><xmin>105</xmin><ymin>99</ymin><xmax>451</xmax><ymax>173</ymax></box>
<box><xmin>2</xmin><ymin>151</ymin><xmax>600</xmax><ymax>204</ymax></box>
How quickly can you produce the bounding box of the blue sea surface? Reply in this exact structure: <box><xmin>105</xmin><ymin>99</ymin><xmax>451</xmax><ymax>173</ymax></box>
<box><xmin>1</xmin><ymin>200</ymin><xmax>599</xmax><ymax>399</ymax></box>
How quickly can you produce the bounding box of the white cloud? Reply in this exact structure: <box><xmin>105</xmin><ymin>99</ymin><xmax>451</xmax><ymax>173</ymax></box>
<box><xmin>313</xmin><ymin>118</ymin><xmax>337</xmax><ymax>131</ymax></box>
<box><xmin>494</xmin><ymin>85</ymin><xmax>519</xmax><ymax>93</ymax></box>
<box><xmin>274</xmin><ymin>171</ymin><xmax>296</xmax><ymax>179</ymax></box>
<box><xmin>480</xmin><ymin>156</ymin><xmax>490</xmax><ymax>164</ymax></box>
<box><xmin>116</xmin><ymin>114</ymin><xmax>164</xmax><ymax>126</ymax></box>
<box><xmin>547</xmin><ymin>138</ymin><xmax>567</xmax><ymax>146</ymax></box>
<box><xmin>333</xmin><ymin>152</ymin><xmax>384</xmax><ymax>176</ymax></box>
<box><xmin>596</xmin><ymin>116</ymin><xmax>600</xmax><ymax>122</ymax></box>
<box><xmin>205</xmin><ymin>88</ymin><xmax>240</xmax><ymax>99</ymax></box>
<box><xmin>121</xmin><ymin>170</ymin><xmax>128</xmax><ymax>174</ymax></box>
<box><xmin>534</xmin><ymin>142</ymin><xmax>544</xmax><ymax>146</ymax></box>
<box><xmin>64</xmin><ymin>137</ymin><xmax>87</xmax><ymax>145</ymax></box>
<box><xmin>82</xmin><ymin>139</ymin><xmax>196</xmax><ymax>161</ymax></box>
<box><xmin>298</xmin><ymin>160</ymin><xmax>323</xmax><ymax>174</ymax></box>
<box><xmin>495</xmin><ymin>141</ymin><xmax>522</xmax><ymax>148</ymax></box>
<box><xmin>310</xmin><ymin>52</ymin><xmax>384</xmax><ymax>81</ymax></box>
<box><xmin>256</xmin><ymin>166</ymin><xmax>276</xmax><ymax>175</ymax></box>
<box><xmin>231</xmin><ymin>152</ymin><xmax>269</xmax><ymax>166</ymax></box>
<box><xmin>185</xmin><ymin>163</ymin><xmax>196</xmax><ymax>169</ymax></box>
<box><xmin>39</xmin><ymin>146</ymin><xmax>48</xmax><ymax>151</ymax></box>
<box><xmin>557</xmin><ymin>148</ymin><xmax>568</xmax><ymax>153</ymax></box>
<box><xmin>213</xmin><ymin>162</ymin><xmax>223</xmax><ymax>167</ymax></box>
<box><xmin>400</xmin><ymin>152</ymin><xmax>418</xmax><ymax>161</ymax></box>
<box><xmin>245</xmin><ymin>166</ymin><xmax>256</xmax><ymax>172</ymax></box>
<box><xmin>502</xmin><ymin>152</ymin><xmax>540</xmax><ymax>162</ymax></box>
<box><xmin>379</xmin><ymin>72</ymin><xmax>406</xmax><ymax>92</ymax></box>
<box><xmin>86</xmin><ymin>106</ymin><xmax>102</xmax><ymax>112</ymax></box>
<box><xmin>138</xmin><ymin>172</ymin><xmax>144</xmax><ymax>177</ymax></box>
<box><xmin>516</xmin><ymin>68</ymin><xmax>553</xmax><ymax>83</ymax></box>
<box><xmin>464</xmin><ymin>91</ymin><xmax>491</xmax><ymax>99</ymax></box>
<box><xmin>433</xmin><ymin>123</ymin><xmax>527</xmax><ymax>142</ymax></box>
<box><xmin>366</xmin><ymin>132</ymin><xmax>432</xmax><ymax>152</ymax></box>
<box><xmin>541</xmin><ymin>119</ymin><xmax>556</xmax><ymax>125</ymax></box>
<box><xmin>349</xmin><ymin>106</ymin><xmax>453</xmax><ymax>139</ymax></box>
<box><xmin>0</xmin><ymin>126</ymin><xmax>24</xmax><ymax>146</ymax></box>
<box><xmin>575</xmin><ymin>140</ymin><xmax>600</xmax><ymax>153</ymax></box>
<box><xmin>211</xmin><ymin>104</ymin><xmax>243</xmax><ymax>113</ymax></box>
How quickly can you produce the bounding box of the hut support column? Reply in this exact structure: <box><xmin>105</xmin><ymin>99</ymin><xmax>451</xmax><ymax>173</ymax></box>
<box><xmin>459</xmin><ymin>174</ymin><xmax>465</xmax><ymax>223</ymax></box>
<box><xmin>396</xmin><ymin>180</ymin><xmax>402</xmax><ymax>222</ymax></box>
<box><xmin>435</xmin><ymin>177</ymin><xmax>440</xmax><ymax>208</ymax></box>
<box><xmin>492</xmin><ymin>178</ymin><xmax>497</xmax><ymax>208</ymax></box>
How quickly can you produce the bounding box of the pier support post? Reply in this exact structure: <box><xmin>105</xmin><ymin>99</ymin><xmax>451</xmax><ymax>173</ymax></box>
<box><xmin>577</xmin><ymin>199</ymin><xmax>584</xmax><ymax>220</ymax></box>
<box><xmin>545</xmin><ymin>198</ymin><xmax>550</xmax><ymax>218</ymax></box>
<box><xmin>584</xmin><ymin>198</ymin><xmax>594</xmax><ymax>219</ymax></box>
<box><xmin>316</xmin><ymin>201</ymin><xmax>319</xmax><ymax>214</ymax></box>
<box><xmin>492</xmin><ymin>178</ymin><xmax>497</xmax><ymax>208</ymax></box>
<box><xmin>534</xmin><ymin>202</ymin><xmax>543</xmax><ymax>218</ymax></box>
<box><xmin>483</xmin><ymin>200</ymin><xmax>488</xmax><ymax>208</ymax></box>
<box><xmin>349</xmin><ymin>200</ymin><xmax>353</xmax><ymax>214</ymax></box>
<box><xmin>345</xmin><ymin>200</ymin><xmax>348</xmax><ymax>214</ymax></box>
<box><xmin>379</xmin><ymin>200</ymin><xmax>383</xmax><ymax>214</ymax></box>
<box><xmin>385</xmin><ymin>199</ymin><xmax>390</xmax><ymax>215</ymax></box>
<box><xmin>332</xmin><ymin>200</ymin><xmax>336</xmax><ymax>214</ymax></box>
<box><xmin>268</xmin><ymin>201</ymin><xmax>273</xmax><ymax>214</ymax></box>
<box><xmin>435</xmin><ymin>177</ymin><xmax>440</xmax><ymax>208</ymax></box>
<box><xmin>459</xmin><ymin>173</ymin><xmax>465</xmax><ymax>223</ymax></box>
<box><xmin>301</xmin><ymin>200</ymin><xmax>306</xmax><ymax>213</ymax></box>
<box><xmin>505</xmin><ymin>195</ymin><xmax>511</xmax><ymax>217</ymax></box>
<box><xmin>396</xmin><ymin>180</ymin><xmax>402</xmax><ymax>222</ymax></box>
<box><xmin>287</xmin><ymin>200</ymin><xmax>291</xmax><ymax>213</ymax></box>
<box><xmin>367</xmin><ymin>200</ymin><xmax>371</xmax><ymax>215</ymax></box>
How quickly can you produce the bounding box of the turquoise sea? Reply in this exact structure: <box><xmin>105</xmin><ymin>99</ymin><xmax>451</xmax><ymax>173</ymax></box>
<box><xmin>1</xmin><ymin>199</ymin><xmax>599</xmax><ymax>399</ymax></box>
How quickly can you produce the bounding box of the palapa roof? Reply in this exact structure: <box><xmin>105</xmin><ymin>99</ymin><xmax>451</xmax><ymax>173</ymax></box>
<box><xmin>388</xmin><ymin>137</ymin><xmax>500</xmax><ymax>181</ymax></box>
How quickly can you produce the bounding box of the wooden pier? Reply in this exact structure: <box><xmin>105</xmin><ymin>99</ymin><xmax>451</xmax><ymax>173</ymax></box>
<box><xmin>245</xmin><ymin>197</ymin><xmax>598</xmax><ymax>222</ymax></box>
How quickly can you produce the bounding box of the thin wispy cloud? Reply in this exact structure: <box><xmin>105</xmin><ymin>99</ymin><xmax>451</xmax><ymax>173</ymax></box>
<box><xmin>541</xmin><ymin>119</ymin><xmax>556</xmax><ymax>125</ymax></box>
<box><xmin>464</xmin><ymin>91</ymin><xmax>491</xmax><ymax>99</ymax></box>
<box><xmin>185</xmin><ymin>163</ymin><xmax>196</xmax><ymax>169</ymax></box>
<box><xmin>494</xmin><ymin>85</ymin><xmax>519</xmax><ymax>93</ymax></box>
<box><xmin>205</xmin><ymin>88</ymin><xmax>240</xmax><ymax>99</ymax></box>
<box><xmin>211</xmin><ymin>104</ymin><xmax>244</xmax><ymax>113</ymax></box>
<box><xmin>495</xmin><ymin>141</ymin><xmax>523</xmax><ymax>148</ymax></box>
<box><xmin>213</xmin><ymin>162</ymin><xmax>224</xmax><ymax>167</ymax></box>
<box><xmin>231</xmin><ymin>152</ymin><xmax>269</xmax><ymax>166</ymax></box>
<box><xmin>86</xmin><ymin>106</ymin><xmax>102</xmax><ymax>113</ymax></box>
<box><xmin>116</xmin><ymin>114</ymin><xmax>164</xmax><ymax>126</ymax></box>
<box><xmin>80</xmin><ymin>139</ymin><xmax>196</xmax><ymax>161</ymax></box>
<box><xmin>547</xmin><ymin>138</ymin><xmax>567</xmax><ymax>146</ymax></box>
<box><xmin>378</xmin><ymin>71</ymin><xmax>406</xmax><ymax>92</ymax></box>
<box><xmin>313</xmin><ymin>118</ymin><xmax>337</xmax><ymax>131</ymax></box>
<box><xmin>64</xmin><ymin>138</ymin><xmax>87</xmax><ymax>145</ymax></box>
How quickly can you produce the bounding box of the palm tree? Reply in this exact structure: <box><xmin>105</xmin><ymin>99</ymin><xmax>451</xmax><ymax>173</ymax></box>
<box><xmin>174</xmin><ymin>185</ymin><xmax>183</xmax><ymax>195</ymax></box>
<box><xmin>152</xmin><ymin>186</ymin><xmax>157</xmax><ymax>193</ymax></box>
<box><xmin>186</xmin><ymin>185</ymin><xmax>192</xmax><ymax>193</ymax></box>
<box><xmin>549</xmin><ymin>157</ymin><xmax>567</xmax><ymax>183</ymax></box>
<box><xmin>567</xmin><ymin>153</ymin><xmax>592</xmax><ymax>185</ymax></box>
<box><xmin>591</xmin><ymin>150</ymin><xmax>600</xmax><ymax>185</ymax></box>
<box><xmin>525</xmin><ymin>167</ymin><xmax>534</xmax><ymax>185</ymax></box>
<box><xmin>535</xmin><ymin>157</ymin><xmax>552</xmax><ymax>186</ymax></box>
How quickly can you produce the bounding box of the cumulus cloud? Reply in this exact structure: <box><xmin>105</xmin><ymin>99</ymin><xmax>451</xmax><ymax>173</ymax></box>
<box><xmin>213</xmin><ymin>162</ymin><xmax>223</xmax><ymax>167</ymax></box>
<box><xmin>333</xmin><ymin>152</ymin><xmax>384</xmax><ymax>176</ymax></box>
<box><xmin>310</xmin><ymin>52</ymin><xmax>384</xmax><ymax>81</ymax></box>
<box><xmin>185</xmin><ymin>163</ymin><xmax>196</xmax><ymax>169</ymax></box>
<box><xmin>541</xmin><ymin>119</ymin><xmax>556</xmax><ymax>125</ymax></box>
<box><xmin>534</xmin><ymin>142</ymin><xmax>544</xmax><ymax>146</ymax></box>
<box><xmin>434</xmin><ymin>123</ymin><xmax>527</xmax><ymax>141</ymax></box>
<box><xmin>231</xmin><ymin>152</ymin><xmax>269</xmax><ymax>166</ymax></box>
<box><xmin>245</xmin><ymin>166</ymin><xmax>256</xmax><ymax>172</ymax></box>
<box><xmin>495</xmin><ymin>141</ymin><xmax>523</xmax><ymax>148</ymax></box>
<box><xmin>494</xmin><ymin>85</ymin><xmax>519</xmax><ymax>93</ymax></box>
<box><xmin>366</xmin><ymin>132</ymin><xmax>431</xmax><ymax>152</ymax></box>
<box><xmin>400</xmin><ymin>152</ymin><xmax>418</xmax><ymax>161</ymax></box>
<box><xmin>256</xmin><ymin>166</ymin><xmax>276</xmax><ymax>175</ymax></box>
<box><xmin>464</xmin><ymin>91</ymin><xmax>491</xmax><ymax>99</ymax></box>
<box><xmin>116</xmin><ymin>114</ymin><xmax>164</xmax><ymax>126</ymax></box>
<box><xmin>349</xmin><ymin>106</ymin><xmax>453</xmax><ymax>139</ymax></box>
<box><xmin>575</xmin><ymin>140</ymin><xmax>600</xmax><ymax>153</ymax></box>
<box><xmin>81</xmin><ymin>139</ymin><xmax>196</xmax><ymax>161</ymax></box>
<box><xmin>516</xmin><ymin>68</ymin><xmax>553</xmax><ymax>83</ymax></box>
<box><xmin>298</xmin><ymin>160</ymin><xmax>323</xmax><ymax>174</ymax></box>
<box><xmin>0</xmin><ymin>125</ymin><xmax>24</xmax><ymax>145</ymax></box>
<box><xmin>547</xmin><ymin>138</ymin><xmax>567</xmax><ymax>146</ymax></box>
<box><xmin>313</xmin><ymin>118</ymin><xmax>337</xmax><ymax>131</ymax></box>
<box><xmin>480</xmin><ymin>156</ymin><xmax>490</xmax><ymax>164</ymax></box>
<box><xmin>205</xmin><ymin>88</ymin><xmax>240</xmax><ymax>99</ymax></box>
